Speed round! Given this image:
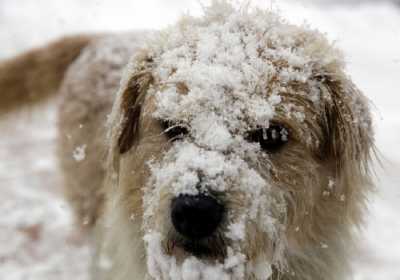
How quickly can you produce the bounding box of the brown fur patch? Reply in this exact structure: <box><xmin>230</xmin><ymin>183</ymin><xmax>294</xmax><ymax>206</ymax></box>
<box><xmin>118</xmin><ymin>72</ymin><xmax>153</xmax><ymax>154</ymax></box>
<box><xmin>0</xmin><ymin>35</ymin><xmax>92</xmax><ymax>115</ymax></box>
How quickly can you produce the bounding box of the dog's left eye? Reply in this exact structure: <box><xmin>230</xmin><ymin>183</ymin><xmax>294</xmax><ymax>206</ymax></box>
<box><xmin>161</xmin><ymin>120</ymin><xmax>190</xmax><ymax>141</ymax></box>
<box><xmin>245</xmin><ymin>124</ymin><xmax>289</xmax><ymax>153</ymax></box>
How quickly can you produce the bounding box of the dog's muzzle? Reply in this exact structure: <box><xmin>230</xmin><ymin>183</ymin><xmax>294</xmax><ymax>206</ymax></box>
<box><xmin>171</xmin><ymin>194</ymin><xmax>224</xmax><ymax>240</ymax></box>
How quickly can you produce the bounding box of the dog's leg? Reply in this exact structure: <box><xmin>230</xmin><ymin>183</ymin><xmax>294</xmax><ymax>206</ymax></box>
<box><xmin>0</xmin><ymin>35</ymin><xmax>92</xmax><ymax>115</ymax></box>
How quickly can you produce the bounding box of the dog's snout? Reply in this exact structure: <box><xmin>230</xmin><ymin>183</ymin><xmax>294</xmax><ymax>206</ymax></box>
<box><xmin>171</xmin><ymin>194</ymin><xmax>224</xmax><ymax>240</ymax></box>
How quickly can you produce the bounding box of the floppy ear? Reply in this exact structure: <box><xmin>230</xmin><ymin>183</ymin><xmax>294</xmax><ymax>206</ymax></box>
<box><xmin>117</xmin><ymin>71</ymin><xmax>153</xmax><ymax>154</ymax></box>
<box><xmin>322</xmin><ymin>76</ymin><xmax>374</xmax><ymax>175</ymax></box>
<box><xmin>105</xmin><ymin>51</ymin><xmax>155</xmax><ymax>187</ymax></box>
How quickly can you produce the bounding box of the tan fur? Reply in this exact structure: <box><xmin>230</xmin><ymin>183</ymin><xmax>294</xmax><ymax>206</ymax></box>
<box><xmin>0</xmin><ymin>35</ymin><xmax>92</xmax><ymax>115</ymax></box>
<box><xmin>0</xmin><ymin>25</ymin><xmax>374</xmax><ymax>280</ymax></box>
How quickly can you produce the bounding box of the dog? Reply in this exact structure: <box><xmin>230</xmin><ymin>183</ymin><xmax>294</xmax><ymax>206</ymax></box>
<box><xmin>0</xmin><ymin>2</ymin><xmax>375</xmax><ymax>279</ymax></box>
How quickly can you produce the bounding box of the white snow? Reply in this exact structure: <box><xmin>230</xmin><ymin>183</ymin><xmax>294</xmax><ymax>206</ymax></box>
<box><xmin>0</xmin><ymin>104</ymin><xmax>91</xmax><ymax>280</ymax></box>
<box><xmin>1</xmin><ymin>0</ymin><xmax>399</xmax><ymax>279</ymax></box>
<box><xmin>144</xmin><ymin>232</ymin><xmax>248</xmax><ymax>280</ymax></box>
<box><xmin>226</xmin><ymin>218</ymin><xmax>246</xmax><ymax>241</ymax></box>
<box><xmin>72</xmin><ymin>145</ymin><xmax>87</xmax><ymax>162</ymax></box>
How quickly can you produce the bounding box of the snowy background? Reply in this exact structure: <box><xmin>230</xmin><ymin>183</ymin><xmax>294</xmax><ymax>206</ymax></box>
<box><xmin>0</xmin><ymin>0</ymin><xmax>399</xmax><ymax>279</ymax></box>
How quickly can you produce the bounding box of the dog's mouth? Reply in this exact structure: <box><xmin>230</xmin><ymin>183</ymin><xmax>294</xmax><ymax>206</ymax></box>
<box><xmin>165</xmin><ymin>233</ymin><xmax>228</xmax><ymax>261</ymax></box>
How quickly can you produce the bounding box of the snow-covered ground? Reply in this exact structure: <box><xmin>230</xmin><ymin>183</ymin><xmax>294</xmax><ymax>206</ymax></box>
<box><xmin>0</xmin><ymin>0</ymin><xmax>399</xmax><ymax>279</ymax></box>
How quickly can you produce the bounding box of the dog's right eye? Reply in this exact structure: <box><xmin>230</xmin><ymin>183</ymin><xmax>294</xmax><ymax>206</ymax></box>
<box><xmin>245</xmin><ymin>124</ymin><xmax>289</xmax><ymax>153</ymax></box>
<box><xmin>161</xmin><ymin>120</ymin><xmax>189</xmax><ymax>141</ymax></box>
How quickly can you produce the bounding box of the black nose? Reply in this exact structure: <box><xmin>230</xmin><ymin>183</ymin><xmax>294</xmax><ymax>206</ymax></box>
<box><xmin>171</xmin><ymin>194</ymin><xmax>224</xmax><ymax>240</ymax></box>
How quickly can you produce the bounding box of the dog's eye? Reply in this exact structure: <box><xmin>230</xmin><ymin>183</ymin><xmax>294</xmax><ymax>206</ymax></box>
<box><xmin>161</xmin><ymin>120</ymin><xmax>189</xmax><ymax>141</ymax></box>
<box><xmin>245</xmin><ymin>124</ymin><xmax>289</xmax><ymax>153</ymax></box>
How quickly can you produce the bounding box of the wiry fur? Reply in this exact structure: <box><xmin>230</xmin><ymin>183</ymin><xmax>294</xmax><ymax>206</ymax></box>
<box><xmin>0</xmin><ymin>5</ymin><xmax>375</xmax><ymax>280</ymax></box>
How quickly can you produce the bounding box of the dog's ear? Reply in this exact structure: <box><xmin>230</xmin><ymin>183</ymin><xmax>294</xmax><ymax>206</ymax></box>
<box><xmin>117</xmin><ymin>71</ymin><xmax>153</xmax><ymax>154</ymax></box>
<box><xmin>321</xmin><ymin>77</ymin><xmax>374</xmax><ymax>174</ymax></box>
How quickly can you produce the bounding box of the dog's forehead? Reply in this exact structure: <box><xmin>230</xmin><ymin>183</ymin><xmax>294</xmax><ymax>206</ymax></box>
<box><xmin>116</xmin><ymin>5</ymin><xmax>368</xmax><ymax>157</ymax></box>
<box><xmin>136</xmin><ymin>9</ymin><xmax>341</xmax><ymax>134</ymax></box>
<box><xmin>148</xmin><ymin>81</ymin><xmax>321</xmax><ymax>127</ymax></box>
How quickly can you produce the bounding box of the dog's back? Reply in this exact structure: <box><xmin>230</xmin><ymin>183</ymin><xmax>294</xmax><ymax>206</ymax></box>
<box><xmin>57</xmin><ymin>34</ymin><xmax>145</xmax><ymax>227</ymax></box>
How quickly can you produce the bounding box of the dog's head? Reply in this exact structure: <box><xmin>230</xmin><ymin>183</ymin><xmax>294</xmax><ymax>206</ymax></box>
<box><xmin>105</xmin><ymin>4</ymin><xmax>374</xmax><ymax>279</ymax></box>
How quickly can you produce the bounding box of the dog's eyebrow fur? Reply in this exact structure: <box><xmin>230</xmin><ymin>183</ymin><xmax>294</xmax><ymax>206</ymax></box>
<box><xmin>118</xmin><ymin>71</ymin><xmax>153</xmax><ymax>154</ymax></box>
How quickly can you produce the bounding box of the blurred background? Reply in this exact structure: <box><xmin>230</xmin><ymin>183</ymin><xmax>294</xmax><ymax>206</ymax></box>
<box><xmin>0</xmin><ymin>0</ymin><xmax>399</xmax><ymax>279</ymax></box>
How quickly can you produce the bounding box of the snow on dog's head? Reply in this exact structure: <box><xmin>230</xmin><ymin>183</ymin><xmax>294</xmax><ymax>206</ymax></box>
<box><xmin>105</xmin><ymin>1</ymin><xmax>374</xmax><ymax>279</ymax></box>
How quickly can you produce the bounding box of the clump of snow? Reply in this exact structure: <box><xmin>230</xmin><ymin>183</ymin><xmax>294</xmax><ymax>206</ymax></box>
<box><xmin>144</xmin><ymin>143</ymin><xmax>236</xmax><ymax>197</ymax></box>
<box><xmin>226</xmin><ymin>217</ymin><xmax>246</xmax><ymax>241</ymax></box>
<box><xmin>328</xmin><ymin>178</ymin><xmax>335</xmax><ymax>189</ymax></box>
<box><xmin>144</xmin><ymin>232</ymin><xmax>248</xmax><ymax>280</ymax></box>
<box><xmin>191</xmin><ymin>113</ymin><xmax>233</xmax><ymax>151</ymax></box>
<box><xmin>72</xmin><ymin>144</ymin><xmax>87</xmax><ymax>162</ymax></box>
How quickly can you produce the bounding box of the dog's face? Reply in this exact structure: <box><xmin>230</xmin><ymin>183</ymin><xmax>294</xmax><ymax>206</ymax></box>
<box><xmin>106</xmin><ymin>6</ymin><xmax>374</xmax><ymax>280</ymax></box>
